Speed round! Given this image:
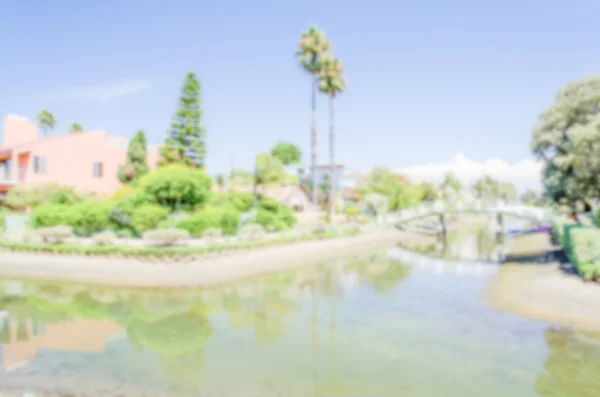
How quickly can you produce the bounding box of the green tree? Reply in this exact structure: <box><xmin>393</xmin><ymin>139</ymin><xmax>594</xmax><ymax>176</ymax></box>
<box><xmin>255</xmin><ymin>153</ymin><xmax>285</xmax><ymax>187</ymax></box>
<box><xmin>215</xmin><ymin>174</ymin><xmax>225</xmax><ymax>189</ymax></box>
<box><xmin>497</xmin><ymin>181</ymin><xmax>517</xmax><ymax>201</ymax></box>
<box><xmin>442</xmin><ymin>172</ymin><xmax>462</xmax><ymax>194</ymax></box>
<box><xmin>118</xmin><ymin>130</ymin><xmax>150</xmax><ymax>184</ymax></box>
<box><xmin>69</xmin><ymin>122</ymin><xmax>83</xmax><ymax>133</ymax></box>
<box><xmin>364</xmin><ymin>167</ymin><xmax>405</xmax><ymax>210</ymax></box>
<box><xmin>296</xmin><ymin>26</ymin><xmax>331</xmax><ymax>205</ymax></box>
<box><xmin>37</xmin><ymin>109</ymin><xmax>56</xmax><ymax>136</ymax></box>
<box><xmin>472</xmin><ymin>175</ymin><xmax>499</xmax><ymax>201</ymax></box>
<box><xmin>318</xmin><ymin>52</ymin><xmax>346</xmax><ymax>222</ymax></box>
<box><xmin>531</xmin><ymin>74</ymin><xmax>600</xmax><ymax>208</ymax></box>
<box><xmin>139</xmin><ymin>165</ymin><xmax>212</xmax><ymax>211</ymax></box>
<box><xmin>419</xmin><ymin>182</ymin><xmax>439</xmax><ymax>201</ymax></box>
<box><xmin>520</xmin><ymin>189</ymin><xmax>539</xmax><ymax>205</ymax></box>
<box><xmin>270</xmin><ymin>141</ymin><xmax>302</xmax><ymax>165</ymax></box>
<box><xmin>159</xmin><ymin>72</ymin><xmax>206</xmax><ymax>168</ymax></box>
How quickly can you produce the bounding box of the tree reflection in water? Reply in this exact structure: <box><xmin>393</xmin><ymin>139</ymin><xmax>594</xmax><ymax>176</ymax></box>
<box><xmin>535</xmin><ymin>327</ymin><xmax>600</xmax><ymax>396</ymax></box>
<box><xmin>0</xmin><ymin>252</ymin><xmax>412</xmax><ymax>394</ymax></box>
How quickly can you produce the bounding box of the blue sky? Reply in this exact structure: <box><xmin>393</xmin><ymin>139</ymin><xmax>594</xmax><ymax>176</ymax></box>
<box><xmin>1</xmin><ymin>0</ymin><xmax>599</xmax><ymax>178</ymax></box>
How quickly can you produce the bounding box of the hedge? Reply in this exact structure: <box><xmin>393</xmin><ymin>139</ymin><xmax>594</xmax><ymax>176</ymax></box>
<box><xmin>0</xmin><ymin>228</ymin><xmax>365</xmax><ymax>260</ymax></box>
<box><xmin>563</xmin><ymin>225</ymin><xmax>600</xmax><ymax>281</ymax></box>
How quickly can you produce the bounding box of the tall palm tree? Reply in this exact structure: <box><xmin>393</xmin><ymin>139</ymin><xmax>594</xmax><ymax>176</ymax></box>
<box><xmin>318</xmin><ymin>53</ymin><xmax>346</xmax><ymax>222</ymax></box>
<box><xmin>296</xmin><ymin>26</ymin><xmax>330</xmax><ymax>206</ymax></box>
<box><xmin>69</xmin><ymin>122</ymin><xmax>83</xmax><ymax>133</ymax></box>
<box><xmin>37</xmin><ymin>109</ymin><xmax>56</xmax><ymax>136</ymax></box>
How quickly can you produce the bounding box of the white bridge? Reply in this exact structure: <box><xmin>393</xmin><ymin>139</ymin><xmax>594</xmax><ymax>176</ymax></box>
<box><xmin>387</xmin><ymin>200</ymin><xmax>549</xmax><ymax>225</ymax></box>
<box><xmin>388</xmin><ymin>246</ymin><xmax>499</xmax><ymax>276</ymax></box>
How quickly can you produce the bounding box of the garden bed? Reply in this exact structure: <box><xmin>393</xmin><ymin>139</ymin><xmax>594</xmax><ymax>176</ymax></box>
<box><xmin>0</xmin><ymin>228</ymin><xmax>363</xmax><ymax>263</ymax></box>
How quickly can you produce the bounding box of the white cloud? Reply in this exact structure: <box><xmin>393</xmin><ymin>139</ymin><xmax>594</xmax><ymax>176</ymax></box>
<box><xmin>396</xmin><ymin>153</ymin><xmax>544</xmax><ymax>192</ymax></box>
<box><xmin>43</xmin><ymin>79</ymin><xmax>151</xmax><ymax>103</ymax></box>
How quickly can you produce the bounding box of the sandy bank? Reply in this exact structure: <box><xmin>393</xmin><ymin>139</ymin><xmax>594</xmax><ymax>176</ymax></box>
<box><xmin>486</xmin><ymin>233</ymin><xmax>600</xmax><ymax>332</ymax></box>
<box><xmin>0</xmin><ymin>229</ymin><xmax>401</xmax><ymax>287</ymax></box>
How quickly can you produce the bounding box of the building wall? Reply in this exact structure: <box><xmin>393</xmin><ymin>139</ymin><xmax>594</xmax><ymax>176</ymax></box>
<box><xmin>1</xmin><ymin>116</ymin><xmax>38</xmax><ymax>147</ymax></box>
<box><xmin>2</xmin><ymin>116</ymin><xmax>159</xmax><ymax>197</ymax></box>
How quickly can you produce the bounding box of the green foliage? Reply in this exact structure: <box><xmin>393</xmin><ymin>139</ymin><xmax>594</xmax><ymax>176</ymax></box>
<box><xmin>177</xmin><ymin>207</ymin><xmax>241</xmax><ymax>237</ymax></box>
<box><xmin>532</xmin><ymin>75</ymin><xmax>600</xmax><ymax>205</ymax></box>
<box><xmin>0</xmin><ymin>229</ymin><xmax>348</xmax><ymax>257</ymax></box>
<box><xmin>567</xmin><ymin>227</ymin><xmax>600</xmax><ymax>280</ymax></box>
<box><xmin>31</xmin><ymin>204</ymin><xmax>70</xmax><ymax>228</ymax></box>
<box><xmin>270</xmin><ymin>141</ymin><xmax>302</xmax><ymax>165</ymax></box>
<box><xmin>318</xmin><ymin>53</ymin><xmax>346</xmax><ymax>97</ymax></box>
<box><xmin>256</xmin><ymin>153</ymin><xmax>285</xmax><ymax>186</ymax></box>
<box><xmin>296</xmin><ymin>26</ymin><xmax>331</xmax><ymax>74</ymax></box>
<box><xmin>253</xmin><ymin>199</ymin><xmax>297</xmax><ymax>230</ymax></box>
<box><xmin>344</xmin><ymin>206</ymin><xmax>360</xmax><ymax>216</ymax></box>
<box><xmin>131</xmin><ymin>204</ymin><xmax>170</xmax><ymax>233</ymax></box>
<box><xmin>419</xmin><ymin>182</ymin><xmax>439</xmax><ymax>201</ymax></box>
<box><xmin>139</xmin><ymin>165</ymin><xmax>212</xmax><ymax>210</ymax></box>
<box><xmin>118</xmin><ymin>130</ymin><xmax>149</xmax><ymax>183</ymax></box>
<box><xmin>66</xmin><ymin>201</ymin><xmax>110</xmax><ymax>236</ymax></box>
<box><xmin>5</xmin><ymin>184</ymin><xmax>84</xmax><ymax>209</ymax></box>
<box><xmin>229</xmin><ymin>192</ymin><xmax>255</xmax><ymax>212</ymax></box>
<box><xmin>159</xmin><ymin>72</ymin><xmax>206</xmax><ymax>168</ymax></box>
<box><xmin>363</xmin><ymin>167</ymin><xmax>419</xmax><ymax>210</ymax></box>
<box><xmin>521</xmin><ymin>189</ymin><xmax>539</xmax><ymax>205</ymax></box>
<box><xmin>69</xmin><ymin>122</ymin><xmax>83</xmax><ymax>133</ymax></box>
<box><xmin>550</xmin><ymin>216</ymin><xmax>577</xmax><ymax>246</ymax></box>
<box><xmin>37</xmin><ymin>109</ymin><xmax>56</xmax><ymax>136</ymax></box>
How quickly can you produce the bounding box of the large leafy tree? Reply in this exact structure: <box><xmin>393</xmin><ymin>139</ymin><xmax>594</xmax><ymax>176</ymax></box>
<box><xmin>69</xmin><ymin>122</ymin><xmax>83</xmax><ymax>133</ymax></box>
<box><xmin>270</xmin><ymin>141</ymin><xmax>302</xmax><ymax>165</ymax></box>
<box><xmin>159</xmin><ymin>72</ymin><xmax>206</xmax><ymax>168</ymax></box>
<box><xmin>318</xmin><ymin>52</ymin><xmax>346</xmax><ymax>222</ymax></box>
<box><xmin>472</xmin><ymin>175</ymin><xmax>499</xmax><ymax>201</ymax></box>
<box><xmin>531</xmin><ymin>74</ymin><xmax>600</xmax><ymax>208</ymax></box>
<box><xmin>118</xmin><ymin>130</ymin><xmax>150</xmax><ymax>184</ymax></box>
<box><xmin>296</xmin><ymin>26</ymin><xmax>331</xmax><ymax>205</ymax></box>
<box><xmin>37</xmin><ymin>109</ymin><xmax>56</xmax><ymax>136</ymax></box>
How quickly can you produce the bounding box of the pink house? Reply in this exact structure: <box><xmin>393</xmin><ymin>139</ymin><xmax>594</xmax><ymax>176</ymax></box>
<box><xmin>0</xmin><ymin>115</ymin><xmax>159</xmax><ymax>200</ymax></box>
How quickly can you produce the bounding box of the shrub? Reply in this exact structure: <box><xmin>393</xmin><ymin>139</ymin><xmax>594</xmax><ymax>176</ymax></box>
<box><xmin>66</xmin><ymin>201</ymin><xmax>110</xmax><ymax>236</ymax></box>
<box><xmin>551</xmin><ymin>216</ymin><xmax>577</xmax><ymax>245</ymax></box>
<box><xmin>177</xmin><ymin>207</ymin><xmax>240</xmax><ymax>237</ymax></box>
<box><xmin>568</xmin><ymin>227</ymin><xmax>600</xmax><ymax>281</ymax></box>
<box><xmin>229</xmin><ymin>192</ymin><xmax>255</xmax><ymax>212</ymax></box>
<box><xmin>131</xmin><ymin>204</ymin><xmax>170</xmax><ymax>233</ymax></box>
<box><xmin>202</xmin><ymin>227</ymin><xmax>223</xmax><ymax>243</ymax></box>
<box><xmin>93</xmin><ymin>230</ymin><xmax>117</xmax><ymax>246</ymax></box>
<box><xmin>344</xmin><ymin>206</ymin><xmax>361</xmax><ymax>217</ymax></box>
<box><xmin>139</xmin><ymin>165</ymin><xmax>212</xmax><ymax>210</ymax></box>
<box><xmin>31</xmin><ymin>204</ymin><xmax>71</xmax><ymax>228</ymax></box>
<box><xmin>253</xmin><ymin>199</ymin><xmax>297</xmax><ymax>230</ymax></box>
<box><xmin>239</xmin><ymin>224</ymin><xmax>265</xmax><ymax>241</ymax></box>
<box><xmin>36</xmin><ymin>225</ymin><xmax>73</xmax><ymax>244</ymax></box>
<box><xmin>142</xmin><ymin>228</ymin><xmax>190</xmax><ymax>247</ymax></box>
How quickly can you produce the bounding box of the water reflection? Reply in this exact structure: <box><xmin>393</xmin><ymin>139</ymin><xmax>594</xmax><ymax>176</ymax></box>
<box><xmin>1</xmin><ymin>240</ymin><xmax>600</xmax><ymax>396</ymax></box>
<box><xmin>0</xmin><ymin>253</ymin><xmax>412</xmax><ymax>395</ymax></box>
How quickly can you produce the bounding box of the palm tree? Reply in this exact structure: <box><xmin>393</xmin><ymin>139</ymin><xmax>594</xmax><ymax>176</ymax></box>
<box><xmin>296</xmin><ymin>26</ymin><xmax>331</xmax><ymax>206</ymax></box>
<box><xmin>318</xmin><ymin>53</ymin><xmax>346</xmax><ymax>223</ymax></box>
<box><xmin>37</xmin><ymin>109</ymin><xmax>56</xmax><ymax>136</ymax></box>
<box><xmin>69</xmin><ymin>122</ymin><xmax>83</xmax><ymax>133</ymax></box>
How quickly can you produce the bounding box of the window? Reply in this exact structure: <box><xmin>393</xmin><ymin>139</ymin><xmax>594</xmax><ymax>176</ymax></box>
<box><xmin>33</xmin><ymin>156</ymin><xmax>47</xmax><ymax>174</ymax></box>
<box><xmin>93</xmin><ymin>162</ymin><xmax>103</xmax><ymax>178</ymax></box>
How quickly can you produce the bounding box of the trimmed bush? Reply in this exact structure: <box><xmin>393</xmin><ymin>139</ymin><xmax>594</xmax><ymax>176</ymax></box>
<box><xmin>229</xmin><ymin>192</ymin><xmax>255</xmax><ymax>212</ymax></box>
<box><xmin>36</xmin><ymin>225</ymin><xmax>73</xmax><ymax>244</ymax></box>
<box><xmin>567</xmin><ymin>227</ymin><xmax>600</xmax><ymax>281</ymax></box>
<box><xmin>139</xmin><ymin>165</ymin><xmax>212</xmax><ymax>210</ymax></box>
<box><xmin>344</xmin><ymin>206</ymin><xmax>361</xmax><ymax>217</ymax></box>
<box><xmin>31</xmin><ymin>204</ymin><xmax>71</xmax><ymax>228</ymax></box>
<box><xmin>66</xmin><ymin>201</ymin><xmax>110</xmax><ymax>236</ymax></box>
<box><xmin>142</xmin><ymin>228</ymin><xmax>190</xmax><ymax>247</ymax></box>
<box><xmin>550</xmin><ymin>216</ymin><xmax>577</xmax><ymax>245</ymax></box>
<box><xmin>131</xmin><ymin>204</ymin><xmax>170</xmax><ymax>233</ymax></box>
<box><xmin>177</xmin><ymin>207</ymin><xmax>240</xmax><ymax>237</ymax></box>
<box><xmin>93</xmin><ymin>230</ymin><xmax>118</xmax><ymax>246</ymax></box>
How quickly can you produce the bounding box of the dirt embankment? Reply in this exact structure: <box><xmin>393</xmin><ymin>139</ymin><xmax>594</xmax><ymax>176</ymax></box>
<box><xmin>486</xmin><ymin>232</ymin><xmax>600</xmax><ymax>331</ymax></box>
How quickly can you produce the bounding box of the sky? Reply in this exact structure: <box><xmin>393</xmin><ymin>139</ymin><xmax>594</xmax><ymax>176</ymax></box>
<box><xmin>2</xmin><ymin>0</ymin><xmax>599</xmax><ymax>191</ymax></box>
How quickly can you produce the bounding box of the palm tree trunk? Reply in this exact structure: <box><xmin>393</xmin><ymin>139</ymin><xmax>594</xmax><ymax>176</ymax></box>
<box><xmin>311</xmin><ymin>77</ymin><xmax>319</xmax><ymax>206</ymax></box>
<box><xmin>328</xmin><ymin>95</ymin><xmax>335</xmax><ymax>223</ymax></box>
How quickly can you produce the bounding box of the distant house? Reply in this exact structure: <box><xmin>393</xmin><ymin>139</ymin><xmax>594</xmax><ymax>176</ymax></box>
<box><xmin>214</xmin><ymin>183</ymin><xmax>318</xmax><ymax>212</ymax></box>
<box><xmin>0</xmin><ymin>115</ymin><xmax>159</xmax><ymax>202</ymax></box>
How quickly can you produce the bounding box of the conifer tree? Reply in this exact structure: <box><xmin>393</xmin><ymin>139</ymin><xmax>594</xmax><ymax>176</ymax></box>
<box><xmin>118</xmin><ymin>130</ymin><xmax>149</xmax><ymax>183</ymax></box>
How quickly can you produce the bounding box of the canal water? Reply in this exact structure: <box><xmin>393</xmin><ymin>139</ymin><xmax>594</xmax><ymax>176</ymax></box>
<box><xmin>1</xmin><ymin>223</ymin><xmax>600</xmax><ymax>396</ymax></box>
